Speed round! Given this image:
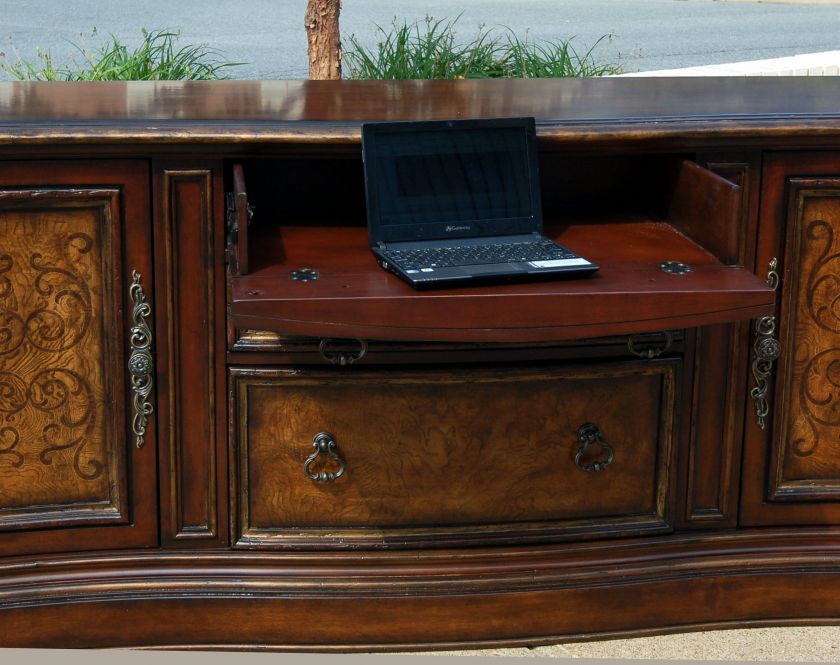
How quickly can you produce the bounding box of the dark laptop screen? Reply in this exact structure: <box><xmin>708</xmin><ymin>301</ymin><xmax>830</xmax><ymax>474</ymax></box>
<box><xmin>363</xmin><ymin>118</ymin><xmax>542</xmax><ymax>243</ymax></box>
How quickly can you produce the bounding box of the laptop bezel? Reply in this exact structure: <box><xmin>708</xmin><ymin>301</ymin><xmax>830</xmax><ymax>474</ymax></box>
<box><xmin>362</xmin><ymin>117</ymin><xmax>544</xmax><ymax>246</ymax></box>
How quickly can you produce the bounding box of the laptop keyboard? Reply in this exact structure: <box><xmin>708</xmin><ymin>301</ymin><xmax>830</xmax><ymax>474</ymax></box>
<box><xmin>382</xmin><ymin>240</ymin><xmax>580</xmax><ymax>270</ymax></box>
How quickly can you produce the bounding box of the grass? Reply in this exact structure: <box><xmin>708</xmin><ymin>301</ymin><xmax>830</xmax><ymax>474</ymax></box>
<box><xmin>343</xmin><ymin>16</ymin><xmax>622</xmax><ymax>80</ymax></box>
<box><xmin>1</xmin><ymin>28</ymin><xmax>242</xmax><ymax>81</ymax></box>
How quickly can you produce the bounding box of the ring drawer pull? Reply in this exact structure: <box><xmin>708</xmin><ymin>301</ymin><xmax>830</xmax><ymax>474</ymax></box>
<box><xmin>318</xmin><ymin>338</ymin><xmax>368</xmax><ymax>366</ymax></box>
<box><xmin>304</xmin><ymin>432</ymin><xmax>346</xmax><ymax>482</ymax></box>
<box><xmin>628</xmin><ymin>331</ymin><xmax>674</xmax><ymax>359</ymax></box>
<box><xmin>575</xmin><ymin>423</ymin><xmax>614</xmax><ymax>473</ymax></box>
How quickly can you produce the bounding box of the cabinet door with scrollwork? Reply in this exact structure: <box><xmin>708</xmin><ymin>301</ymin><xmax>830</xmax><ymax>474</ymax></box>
<box><xmin>0</xmin><ymin>161</ymin><xmax>157</xmax><ymax>555</ymax></box>
<box><xmin>742</xmin><ymin>153</ymin><xmax>840</xmax><ymax>525</ymax></box>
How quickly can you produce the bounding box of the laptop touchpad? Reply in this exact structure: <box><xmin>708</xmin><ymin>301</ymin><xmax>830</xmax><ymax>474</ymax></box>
<box><xmin>459</xmin><ymin>264</ymin><xmax>522</xmax><ymax>275</ymax></box>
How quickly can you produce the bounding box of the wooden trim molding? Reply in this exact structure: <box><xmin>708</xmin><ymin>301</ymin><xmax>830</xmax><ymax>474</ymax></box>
<box><xmin>2</xmin><ymin>530</ymin><xmax>840</xmax><ymax>648</ymax></box>
<box><xmin>681</xmin><ymin>158</ymin><xmax>758</xmax><ymax>527</ymax></box>
<box><xmin>155</xmin><ymin>164</ymin><xmax>227</xmax><ymax>546</ymax></box>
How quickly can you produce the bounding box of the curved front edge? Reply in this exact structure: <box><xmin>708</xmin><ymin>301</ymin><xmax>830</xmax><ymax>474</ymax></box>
<box><xmin>3</xmin><ymin>531</ymin><xmax>840</xmax><ymax>649</ymax></box>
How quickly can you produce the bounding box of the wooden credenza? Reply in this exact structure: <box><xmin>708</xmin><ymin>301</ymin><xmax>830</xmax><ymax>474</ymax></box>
<box><xmin>1</xmin><ymin>79</ymin><xmax>840</xmax><ymax>649</ymax></box>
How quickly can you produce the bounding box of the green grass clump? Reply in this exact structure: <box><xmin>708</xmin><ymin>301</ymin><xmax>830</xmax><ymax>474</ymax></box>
<box><xmin>2</xmin><ymin>28</ymin><xmax>242</xmax><ymax>81</ymax></box>
<box><xmin>343</xmin><ymin>17</ymin><xmax>621</xmax><ymax>80</ymax></box>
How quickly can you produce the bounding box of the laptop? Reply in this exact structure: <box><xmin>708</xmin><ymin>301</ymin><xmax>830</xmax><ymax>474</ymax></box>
<box><xmin>361</xmin><ymin>117</ymin><xmax>598</xmax><ymax>289</ymax></box>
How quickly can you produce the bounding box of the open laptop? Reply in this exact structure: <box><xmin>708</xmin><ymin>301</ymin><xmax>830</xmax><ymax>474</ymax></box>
<box><xmin>361</xmin><ymin>117</ymin><xmax>598</xmax><ymax>289</ymax></box>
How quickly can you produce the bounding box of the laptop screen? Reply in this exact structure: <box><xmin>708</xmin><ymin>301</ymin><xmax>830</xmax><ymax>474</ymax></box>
<box><xmin>363</xmin><ymin>118</ymin><xmax>542</xmax><ymax>244</ymax></box>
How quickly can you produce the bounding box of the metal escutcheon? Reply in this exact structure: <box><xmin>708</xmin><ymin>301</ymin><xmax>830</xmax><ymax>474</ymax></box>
<box><xmin>303</xmin><ymin>432</ymin><xmax>346</xmax><ymax>482</ymax></box>
<box><xmin>128</xmin><ymin>271</ymin><xmax>154</xmax><ymax>448</ymax></box>
<box><xmin>575</xmin><ymin>423</ymin><xmax>615</xmax><ymax>472</ymax></box>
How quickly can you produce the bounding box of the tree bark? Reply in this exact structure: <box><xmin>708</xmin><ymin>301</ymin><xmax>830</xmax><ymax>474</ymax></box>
<box><xmin>305</xmin><ymin>0</ymin><xmax>342</xmax><ymax>80</ymax></box>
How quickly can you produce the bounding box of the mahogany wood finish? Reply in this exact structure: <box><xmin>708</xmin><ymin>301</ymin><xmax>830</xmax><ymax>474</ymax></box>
<box><xmin>231</xmin><ymin>163</ymin><xmax>249</xmax><ymax>275</ymax></box>
<box><xmin>2</xmin><ymin>532</ymin><xmax>840</xmax><ymax>650</ymax></box>
<box><xmin>232</xmin><ymin>361</ymin><xmax>677</xmax><ymax>548</ymax></box>
<box><xmin>230</xmin><ymin>222</ymin><xmax>773</xmax><ymax>342</ymax></box>
<box><xmin>3</xmin><ymin>79</ymin><xmax>840</xmax><ymax>148</ymax></box>
<box><xmin>680</xmin><ymin>155</ymin><xmax>761</xmax><ymax>528</ymax></box>
<box><xmin>743</xmin><ymin>152</ymin><xmax>840</xmax><ymax>525</ymax></box>
<box><xmin>0</xmin><ymin>80</ymin><xmax>840</xmax><ymax>649</ymax></box>
<box><xmin>0</xmin><ymin>161</ymin><xmax>156</xmax><ymax>557</ymax></box>
<box><xmin>153</xmin><ymin>162</ymin><xmax>228</xmax><ymax>547</ymax></box>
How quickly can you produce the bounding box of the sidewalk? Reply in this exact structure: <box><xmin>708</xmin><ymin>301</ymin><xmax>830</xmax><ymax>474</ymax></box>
<box><xmin>617</xmin><ymin>49</ymin><xmax>840</xmax><ymax>75</ymax></box>
<box><xmin>423</xmin><ymin>626</ymin><xmax>840</xmax><ymax>660</ymax></box>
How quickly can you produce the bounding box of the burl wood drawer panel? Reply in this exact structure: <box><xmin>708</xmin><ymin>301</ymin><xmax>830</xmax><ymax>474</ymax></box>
<box><xmin>231</xmin><ymin>361</ymin><xmax>677</xmax><ymax>548</ymax></box>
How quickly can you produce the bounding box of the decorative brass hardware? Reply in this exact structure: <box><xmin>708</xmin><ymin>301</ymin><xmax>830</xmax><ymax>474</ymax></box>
<box><xmin>751</xmin><ymin>257</ymin><xmax>781</xmax><ymax>429</ymax></box>
<box><xmin>318</xmin><ymin>338</ymin><xmax>368</xmax><ymax>366</ymax></box>
<box><xmin>575</xmin><ymin>423</ymin><xmax>615</xmax><ymax>472</ymax></box>
<box><xmin>660</xmin><ymin>261</ymin><xmax>692</xmax><ymax>275</ymax></box>
<box><xmin>765</xmin><ymin>256</ymin><xmax>780</xmax><ymax>290</ymax></box>
<box><xmin>128</xmin><ymin>271</ymin><xmax>154</xmax><ymax>448</ymax></box>
<box><xmin>304</xmin><ymin>432</ymin><xmax>346</xmax><ymax>482</ymax></box>
<box><xmin>628</xmin><ymin>331</ymin><xmax>674</xmax><ymax>359</ymax></box>
<box><xmin>751</xmin><ymin>316</ymin><xmax>781</xmax><ymax>429</ymax></box>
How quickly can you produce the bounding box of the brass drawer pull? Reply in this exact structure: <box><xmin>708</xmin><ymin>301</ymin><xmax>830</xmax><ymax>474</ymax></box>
<box><xmin>304</xmin><ymin>432</ymin><xmax>346</xmax><ymax>482</ymax></box>
<box><xmin>128</xmin><ymin>270</ymin><xmax>154</xmax><ymax>448</ymax></box>
<box><xmin>628</xmin><ymin>331</ymin><xmax>674</xmax><ymax>359</ymax></box>
<box><xmin>575</xmin><ymin>423</ymin><xmax>614</xmax><ymax>472</ymax></box>
<box><xmin>318</xmin><ymin>338</ymin><xmax>367</xmax><ymax>366</ymax></box>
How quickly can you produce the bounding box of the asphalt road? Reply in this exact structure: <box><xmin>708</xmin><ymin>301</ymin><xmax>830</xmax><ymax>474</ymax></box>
<box><xmin>0</xmin><ymin>0</ymin><xmax>838</xmax><ymax>78</ymax></box>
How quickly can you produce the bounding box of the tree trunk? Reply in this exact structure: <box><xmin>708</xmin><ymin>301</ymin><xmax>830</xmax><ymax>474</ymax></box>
<box><xmin>305</xmin><ymin>0</ymin><xmax>342</xmax><ymax>80</ymax></box>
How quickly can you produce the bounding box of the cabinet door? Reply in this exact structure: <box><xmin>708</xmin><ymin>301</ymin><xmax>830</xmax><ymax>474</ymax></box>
<box><xmin>742</xmin><ymin>153</ymin><xmax>840</xmax><ymax>525</ymax></box>
<box><xmin>0</xmin><ymin>161</ymin><xmax>157</xmax><ymax>555</ymax></box>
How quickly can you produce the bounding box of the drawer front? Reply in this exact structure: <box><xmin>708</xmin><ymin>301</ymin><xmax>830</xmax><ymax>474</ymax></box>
<box><xmin>232</xmin><ymin>361</ymin><xmax>678</xmax><ymax>548</ymax></box>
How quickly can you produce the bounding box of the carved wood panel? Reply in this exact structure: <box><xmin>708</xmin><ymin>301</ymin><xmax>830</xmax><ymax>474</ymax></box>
<box><xmin>0</xmin><ymin>161</ymin><xmax>156</xmax><ymax>555</ymax></box>
<box><xmin>232</xmin><ymin>361</ymin><xmax>677</xmax><ymax>549</ymax></box>
<box><xmin>0</xmin><ymin>190</ymin><xmax>126</xmax><ymax>529</ymax></box>
<box><xmin>770</xmin><ymin>182</ymin><xmax>840</xmax><ymax>500</ymax></box>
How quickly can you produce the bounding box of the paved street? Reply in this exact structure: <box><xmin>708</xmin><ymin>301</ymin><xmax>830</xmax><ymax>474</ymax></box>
<box><xmin>0</xmin><ymin>0</ymin><xmax>838</xmax><ymax>78</ymax></box>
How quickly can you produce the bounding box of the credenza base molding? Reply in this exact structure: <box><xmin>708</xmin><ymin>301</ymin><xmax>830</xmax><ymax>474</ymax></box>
<box><xmin>3</xmin><ymin>530</ymin><xmax>840</xmax><ymax>649</ymax></box>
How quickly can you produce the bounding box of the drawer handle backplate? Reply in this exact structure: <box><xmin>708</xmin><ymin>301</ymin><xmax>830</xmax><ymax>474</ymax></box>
<box><xmin>575</xmin><ymin>423</ymin><xmax>614</xmax><ymax>472</ymax></box>
<box><xmin>750</xmin><ymin>257</ymin><xmax>781</xmax><ymax>429</ymax></box>
<box><xmin>128</xmin><ymin>270</ymin><xmax>154</xmax><ymax>448</ymax></box>
<box><xmin>304</xmin><ymin>432</ymin><xmax>346</xmax><ymax>482</ymax></box>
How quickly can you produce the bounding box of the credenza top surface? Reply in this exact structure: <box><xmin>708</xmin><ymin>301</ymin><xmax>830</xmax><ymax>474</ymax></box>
<box><xmin>2</xmin><ymin>78</ymin><xmax>840</xmax><ymax>145</ymax></box>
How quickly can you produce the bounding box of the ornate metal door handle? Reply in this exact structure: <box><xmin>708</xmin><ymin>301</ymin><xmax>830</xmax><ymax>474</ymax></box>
<box><xmin>128</xmin><ymin>271</ymin><xmax>154</xmax><ymax>448</ymax></box>
<box><xmin>751</xmin><ymin>258</ymin><xmax>781</xmax><ymax>429</ymax></box>
<box><xmin>575</xmin><ymin>423</ymin><xmax>615</xmax><ymax>472</ymax></box>
<box><xmin>304</xmin><ymin>432</ymin><xmax>346</xmax><ymax>482</ymax></box>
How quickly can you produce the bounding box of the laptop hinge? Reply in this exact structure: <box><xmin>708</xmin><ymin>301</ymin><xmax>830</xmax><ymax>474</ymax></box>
<box><xmin>376</xmin><ymin>241</ymin><xmax>387</xmax><ymax>250</ymax></box>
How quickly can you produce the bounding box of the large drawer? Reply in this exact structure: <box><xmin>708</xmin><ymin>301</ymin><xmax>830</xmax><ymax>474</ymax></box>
<box><xmin>231</xmin><ymin>361</ymin><xmax>678</xmax><ymax>549</ymax></box>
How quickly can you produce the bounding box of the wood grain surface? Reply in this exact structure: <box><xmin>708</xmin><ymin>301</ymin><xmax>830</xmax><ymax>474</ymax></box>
<box><xmin>0</xmin><ymin>190</ymin><xmax>120</xmax><ymax>527</ymax></box>
<box><xmin>2</xmin><ymin>79</ymin><xmax>840</xmax><ymax>147</ymax></box>
<box><xmin>0</xmin><ymin>160</ymin><xmax>157</xmax><ymax>556</ymax></box>
<box><xmin>773</xmin><ymin>183</ymin><xmax>840</xmax><ymax>497</ymax></box>
<box><xmin>232</xmin><ymin>361</ymin><xmax>676</xmax><ymax>548</ymax></box>
<box><xmin>230</xmin><ymin>221</ymin><xmax>773</xmax><ymax>342</ymax></box>
<box><xmin>743</xmin><ymin>152</ymin><xmax>840</xmax><ymax>526</ymax></box>
<box><xmin>3</xmin><ymin>529</ymin><xmax>840</xmax><ymax>649</ymax></box>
